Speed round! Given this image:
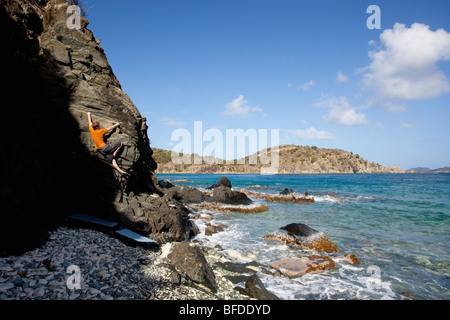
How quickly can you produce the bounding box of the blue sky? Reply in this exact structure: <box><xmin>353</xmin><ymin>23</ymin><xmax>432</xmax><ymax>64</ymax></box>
<box><xmin>83</xmin><ymin>0</ymin><xmax>450</xmax><ymax>169</ymax></box>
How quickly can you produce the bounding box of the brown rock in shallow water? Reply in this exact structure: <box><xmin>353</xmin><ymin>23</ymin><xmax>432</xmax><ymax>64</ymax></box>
<box><xmin>269</xmin><ymin>255</ymin><xmax>336</xmax><ymax>278</ymax></box>
<box><xmin>205</xmin><ymin>222</ymin><xmax>228</xmax><ymax>236</ymax></box>
<box><xmin>335</xmin><ymin>254</ymin><xmax>360</xmax><ymax>265</ymax></box>
<box><xmin>263</xmin><ymin>223</ymin><xmax>339</xmax><ymax>253</ymax></box>
<box><xmin>198</xmin><ymin>203</ymin><xmax>269</xmax><ymax>213</ymax></box>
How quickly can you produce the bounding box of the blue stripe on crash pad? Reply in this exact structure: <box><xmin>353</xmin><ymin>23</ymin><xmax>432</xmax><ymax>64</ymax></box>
<box><xmin>68</xmin><ymin>214</ymin><xmax>119</xmax><ymax>228</ymax></box>
<box><xmin>114</xmin><ymin>229</ymin><xmax>157</xmax><ymax>244</ymax></box>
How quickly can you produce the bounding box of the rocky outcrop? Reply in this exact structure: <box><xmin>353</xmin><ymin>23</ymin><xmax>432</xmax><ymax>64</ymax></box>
<box><xmin>165</xmin><ymin>177</ymin><xmax>269</xmax><ymax>213</ymax></box>
<box><xmin>254</xmin><ymin>190</ymin><xmax>315</xmax><ymax>204</ymax></box>
<box><xmin>0</xmin><ymin>0</ymin><xmax>190</xmax><ymax>256</ymax></box>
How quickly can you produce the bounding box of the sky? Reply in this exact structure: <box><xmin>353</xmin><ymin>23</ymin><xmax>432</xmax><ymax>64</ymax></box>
<box><xmin>82</xmin><ymin>0</ymin><xmax>450</xmax><ymax>170</ymax></box>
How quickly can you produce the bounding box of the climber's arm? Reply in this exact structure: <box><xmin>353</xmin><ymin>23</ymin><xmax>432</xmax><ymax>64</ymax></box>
<box><xmin>107</xmin><ymin>122</ymin><xmax>120</xmax><ymax>132</ymax></box>
<box><xmin>87</xmin><ymin>112</ymin><xmax>93</xmax><ymax>127</ymax></box>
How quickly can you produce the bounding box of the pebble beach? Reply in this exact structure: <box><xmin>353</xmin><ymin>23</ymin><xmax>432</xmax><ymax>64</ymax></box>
<box><xmin>0</xmin><ymin>227</ymin><xmax>250</xmax><ymax>301</ymax></box>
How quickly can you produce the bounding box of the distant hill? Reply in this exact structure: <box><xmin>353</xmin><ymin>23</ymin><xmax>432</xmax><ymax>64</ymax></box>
<box><xmin>153</xmin><ymin>145</ymin><xmax>405</xmax><ymax>174</ymax></box>
<box><xmin>431</xmin><ymin>167</ymin><xmax>450</xmax><ymax>173</ymax></box>
<box><xmin>407</xmin><ymin>167</ymin><xmax>450</xmax><ymax>174</ymax></box>
<box><xmin>407</xmin><ymin>167</ymin><xmax>432</xmax><ymax>173</ymax></box>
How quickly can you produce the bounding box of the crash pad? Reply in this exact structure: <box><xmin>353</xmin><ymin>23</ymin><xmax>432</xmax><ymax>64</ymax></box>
<box><xmin>67</xmin><ymin>213</ymin><xmax>119</xmax><ymax>229</ymax></box>
<box><xmin>114</xmin><ymin>229</ymin><xmax>157</xmax><ymax>244</ymax></box>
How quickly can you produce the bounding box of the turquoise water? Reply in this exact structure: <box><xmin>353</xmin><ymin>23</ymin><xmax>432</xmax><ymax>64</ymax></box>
<box><xmin>158</xmin><ymin>174</ymin><xmax>450</xmax><ymax>300</ymax></box>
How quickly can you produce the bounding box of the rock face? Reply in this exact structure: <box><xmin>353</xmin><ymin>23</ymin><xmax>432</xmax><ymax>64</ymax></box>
<box><xmin>0</xmin><ymin>0</ymin><xmax>190</xmax><ymax>256</ymax></box>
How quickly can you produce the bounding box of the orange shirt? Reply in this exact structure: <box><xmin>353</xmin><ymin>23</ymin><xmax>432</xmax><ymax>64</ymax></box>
<box><xmin>89</xmin><ymin>126</ymin><xmax>108</xmax><ymax>149</ymax></box>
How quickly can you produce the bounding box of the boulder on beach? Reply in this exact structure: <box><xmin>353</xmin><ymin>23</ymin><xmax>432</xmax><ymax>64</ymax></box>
<box><xmin>168</xmin><ymin>241</ymin><xmax>218</xmax><ymax>293</ymax></box>
<box><xmin>263</xmin><ymin>223</ymin><xmax>339</xmax><ymax>253</ymax></box>
<box><xmin>158</xmin><ymin>179</ymin><xmax>174</xmax><ymax>189</ymax></box>
<box><xmin>243</xmin><ymin>274</ymin><xmax>280</xmax><ymax>300</ymax></box>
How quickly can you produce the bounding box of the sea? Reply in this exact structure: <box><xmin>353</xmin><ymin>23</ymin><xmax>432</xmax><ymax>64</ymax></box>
<box><xmin>157</xmin><ymin>173</ymin><xmax>450</xmax><ymax>300</ymax></box>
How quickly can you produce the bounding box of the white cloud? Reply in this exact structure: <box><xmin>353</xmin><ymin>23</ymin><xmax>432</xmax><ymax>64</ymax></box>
<box><xmin>401</xmin><ymin>121</ymin><xmax>419</xmax><ymax>129</ymax></box>
<box><xmin>298</xmin><ymin>80</ymin><xmax>316</xmax><ymax>91</ymax></box>
<box><xmin>223</xmin><ymin>95</ymin><xmax>264</xmax><ymax>118</ymax></box>
<box><xmin>291</xmin><ymin>127</ymin><xmax>335</xmax><ymax>140</ymax></box>
<box><xmin>364</xmin><ymin>23</ymin><xmax>450</xmax><ymax>102</ymax></box>
<box><xmin>319</xmin><ymin>96</ymin><xmax>369</xmax><ymax>126</ymax></box>
<box><xmin>336</xmin><ymin>71</ymin><xmax>349</xmax><ymax>83</ymax></box>
<box><xmin>161</xmin><ymin>117</ymin><xmax>187</xmax><ymax>126</ymax></box>
<box><xmin>375</xmin><ymin>122</ymin><xmax>386</xmax><ymax>131</ymax></box>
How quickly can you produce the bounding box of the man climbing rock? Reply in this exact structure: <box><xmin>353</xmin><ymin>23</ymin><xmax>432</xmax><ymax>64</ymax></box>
<box><xmin>87</xmin><ymin>112</ymin><xmax>127</xmax><ymax>175</ymax></box>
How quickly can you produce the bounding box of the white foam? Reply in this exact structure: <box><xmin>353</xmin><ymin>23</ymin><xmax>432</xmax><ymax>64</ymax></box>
<box><xmin>314</xmin><ymin>194</ymin><xmax>345</xmax><ymax>203</ymax></box>
<box><xmin>191</xmin><ymin>203</ymin><xmax>400</xmax><ymax>300</ymax></box>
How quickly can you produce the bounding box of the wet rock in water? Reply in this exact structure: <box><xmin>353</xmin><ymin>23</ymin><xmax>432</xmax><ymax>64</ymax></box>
<box><xmin>280</xmin><ymin>188</ymin><xmax>293</xmax><ymax>195</ymax></box>
<box><xmin>211</xmin><ymin>186</ymin><xmax>252</xmax><ymax>205</ymax></box>
<box><xmin>269</xmin><ymin>255</ymin><xmax>336</xmax><ymax>278</ymax></box>
<box><xmin>204</xmin><ymin>222</ymin><xmax>228</xmax><ymax>236</ymax></box>
<box><xmin>168</xmin><ymin>241</ymin><xmax>218</xmax><ymax>293</ymax></box>
<box><xmin>197</xmin><ymin>202</ymin><xmax>268</xmax><ymax>213</ymax></box>
<box><xmin>165</xmin><ymin>186</ymin><xmax>209</xmax><ymax>204</ymax></box>
<box><xmin>249</xmin><ymin>191</ymin><xmax>315</xmax><ymax>204</ymax></box>
<box><xmin>263</xmin><ymin>223</ymin><xmax>339</xmax><ymax>253</ymax></box>
<box><xmin>207</xmin><ymin>176</ymin><xmax>232</xmax><ymax>189</ymax></box>
<box><xmin>249</xmin><ymin>185</ymin><xmax>267</xmax><ymax>189</ymax></box>
<box><xmin>334</xmin><ymin>254</ymin><xmax>360</xmax><ymax>265</ymax></box>
<box><xmin>281</xmin><ymin>223</ymin><xmax>318</xmax><ymax>238</ymax></box>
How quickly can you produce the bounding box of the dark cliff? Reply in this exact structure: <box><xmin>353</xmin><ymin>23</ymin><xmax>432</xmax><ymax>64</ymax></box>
<box><xmin>0</xmin><ymin>0</ymin><xmax>192</xmax><ymax>256</ymax></box>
